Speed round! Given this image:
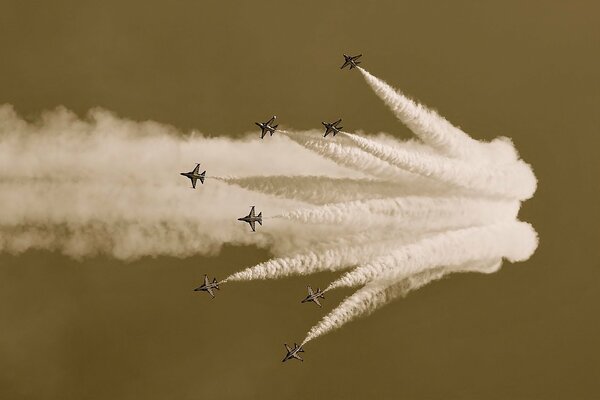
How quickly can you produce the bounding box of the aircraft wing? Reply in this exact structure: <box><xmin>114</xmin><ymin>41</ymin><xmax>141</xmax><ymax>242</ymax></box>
<box><xmin>334</xmin><ymin>118</ymin><xmax>342</xmax><ymax>126</ymax></box>
<box><xmin>340</xmin><ymin>60</ymin><xmax>350</xmax><ymax>69</ymax></box>
<box><xmin>267</xmin><ymin>116</ymin><xmax>275</xmax><ymax>125</ymax></box>
<box><xmin>249</xmin><ymin>220</ymin><xmax>256</xmax><ymax>232</ymax></box>
<box><xmin>193</xmin><ymin>164</ymin><xmax>200</xmax><ymax>174</ymax></box>
<box><xmin>207</xmin><ymin>287</ymin><xmax>215</xmax><ymax>297</ymax></box>
<box><xmin>314</xmin><ymin>298</ymin><xmax>322</xmax><ymax>307</ymax></box>
<box><xmin>353</xmin><ymin>54</ymin><xmax>362</xmax><ymax>60</ymax></box>
<box><xmin>191</xmin><ymin>177</ymin><xmax>197</xmax><ymax>189</ymax></box>
<box><xmin>285</xmin><ymin>344</ymin><xmax>292</xmax><ymax>352</ymax></box>
<box><xmin>293</xmin><ymin>353</ymin><xmax>303</xmax><ymax>361</ymax></box>
<box><xmin>250</xmin><ymin>206</ymin><xmax>255</xmax><ymax>218</ymax></box>
<box><xmin>204</xmin><ymin>275</ymin><xmax>209</xmax><ymax>286</ymax></box>
<box><xmin>307</xmin><ymin>286</ymin><xmax>313</xmax><ymax>295</ymax></box>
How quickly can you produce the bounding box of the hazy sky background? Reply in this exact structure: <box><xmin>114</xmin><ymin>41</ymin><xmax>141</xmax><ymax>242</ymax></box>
<box><xmin>1</xmin><ymin>1</ymin><xmax>598</xmax><ymax>399</ymax></box>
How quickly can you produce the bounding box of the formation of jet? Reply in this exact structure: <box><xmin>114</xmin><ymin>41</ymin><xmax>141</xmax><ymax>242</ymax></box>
<box><xmin>194</xmin><ymin>275</ymin><xmax>220</xmax><ymax>298</ymax></box>
<box><xmin>238</xmin><ymin>206</ymin><xmax>263</xmax><ymax>232</ymax></box>
<box><xmin>340</xmin><ymin>54</ymin><xmax>362</xmax><ymax>70</ymax></box>
<box><xmin>186</xmin><ymin>53</ymin><xmax>366</xmax><ymax>362</ymax></box>
<box><xmin>321</xmin><ymin>118</ymin><xmax>343</xmax><ymax>137</ymax></box>
<box><xmin>301</xmin><ymin>285</ymin><xmax>325</xmax><ymax>307</ymax></box>
<box><xmin>282</xmin><ymin>343</ymin><xmax>305</xmax><ymax>362</ymax></box>
<box><xmin>255</xmin><ymin>116</ymin><xmax>278</xmax><ymax>139</ymax></box>
<box><xmin>180</xmin><ymin>163</ymin><xmax>206</xmax><ymax>189</ymax></box>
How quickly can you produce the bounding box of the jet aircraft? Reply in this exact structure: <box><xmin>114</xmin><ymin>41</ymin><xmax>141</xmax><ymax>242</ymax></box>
<box><xmin>180</xmin><ymin>163</ymin><xmax>206</xmax><ymax>189</ymax></box>
<box><xmin>321</xmin><ymin>118</ymin><xmax>343</xmax><ymax>137</ymax></box>
<box><xmin>193</xmin><ymin>275</ymin><xmax>220</xmax><ymax>298</ymax></box>
<box><xmin>282</xmin><ymin>343</ymin><xmax>305</xmax><ymax>362</ymax></box>
<box><xmin>238</xmin><ymin>206</ymin><xmax>263</xmax><ymax>232</ymax></box>
<box><xmin>340</xmin><ymin>53</ymin><xmax>362</xmax><ymax>70</ymax></box>
<box><xmin>255</xmin><ymin>116</ymin><xmax>278</xmax><ymax>139</ymax></box>
<box><xmin>301</xmin><ymin>285</ymin><xmax>325</xmax><ymax>307</ymax></box>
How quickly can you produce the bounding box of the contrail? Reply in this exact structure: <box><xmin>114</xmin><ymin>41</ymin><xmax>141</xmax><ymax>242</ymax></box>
<box><xmin>223</xmin><ymin>233</ymin><xmax>421</xmax><ymax>282</ymax></box>
<box><xmin>214</xmin><ymin>175</ymin><xmax>456</xmax><ymax>204</ymax></box>
<box><xmin>341</xmin><ymin>131</ymin><xmax>537</xmax><ymax>200</ymax></box>
<box><xmin>280</xmin><ymin>130</ymin><xmax>427</xmax><ymax>182</ymax></box>
<box><xmin>357</xmin><ymin>67</ymin><xmax>517</xmax><ymax>163</ymax></box>
<box><xmin>0</xmin><ymin>105</ymin><xmax>347</xmax><ymax>259</ymax></box>
<box><xmin>274</xmin><ymin>196</ymin><xmax>520</xmax><ymax>230</ymax></box>
<box><xmin>327</xmin><ymin>221</ymin><xmax>538</xmax><ymax>290</ymax></box>
<box><xmin>302</xmin><ymin>258</ymin><xmax>502</xmax><ymax>344</ymax></box>
<box><xmin>0</xmin><ymin>64</ymin><xmax>538</xmax><ymax>348</ymax></box>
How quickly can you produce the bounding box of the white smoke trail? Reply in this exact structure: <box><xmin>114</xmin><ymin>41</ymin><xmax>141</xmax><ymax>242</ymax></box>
<box><xmin>275</xmin><ymin>196</ymin><xmax>520</xmax><ymax>230</ymax></box>
<box><xmin>281</xmin><ymin>130</ymin><xmax>428</xmax><ymax>183</ymax></box>
<box><xmin>341</xmin><ymin>132</ymin><xmax>537</xmax><ymax>200</ymax></box>
<box><xmin>214</xmin><ymin>175</ymin><xmax>455</xmax><ymax>204</ymax></box>
<box><xmin>302</xmin><ymin>258</ymin><xmax>502</xmax><ymax>344</ymax></box>
<box><xmin>328</xmin><ymin>221</ymin><xmax>537</xmax><ymax>290</ymax></box>
<box><xmin>0</xmin><ymin>105</ymin><xmax>347</xmax><ymax>259</ymax></box>
<box><xmin>223</xmin><ymin>234</ymin><xmax>420</xmax><ymax>282</ymax></box>
<box><xmin>1</xmin><ymin>64</ymin><xmax>539</xmax><ymax>347</ymax></box>
<box><xmin>358</xmin><ymin>67</ymin><xmax>517</xmax><ymax>163</ymax></box>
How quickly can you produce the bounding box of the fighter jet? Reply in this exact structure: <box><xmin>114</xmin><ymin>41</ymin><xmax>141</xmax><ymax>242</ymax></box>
<box><xmin>340</xmin><ymin>53</ymin><xmax>362</xmax><ymax>70</ymax></box>
<box><xmin>321</xmin><ymin>118</ymin><xmax>343</xmax><ymax>137</ymax></box>
<box><xmin>282</xmin><ymin>343</ymin><xmax>305</xmax><ymax>362</ymax></box>
<box><xmin>255</xmin><ymin>116</ymin><xmax>278</xmax><ymax>139</ymax></box>
<box><xmin>193</xmin><ymin>274</ymin><xmax>220</xmax><ymax>298</ymax></box>
<box><xmin>301</xmin><ymin>285</ymin><xmax>325</xmax><ymax>307</ymax></box>
<box><xmin>237</xmin><ymin>206</ymin><xmax>262</xmax><ymax>232</ymax></box>
<box><xmin>180</xmin><ymin>163</ymin><xmax>206</xmax><ymax>189</ymax></box>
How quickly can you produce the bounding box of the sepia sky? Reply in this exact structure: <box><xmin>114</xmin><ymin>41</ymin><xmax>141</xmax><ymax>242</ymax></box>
<box><xmin>0</xmin><ymin>1</ymin><xmax>599</xmax><ymax>399</ymax></box>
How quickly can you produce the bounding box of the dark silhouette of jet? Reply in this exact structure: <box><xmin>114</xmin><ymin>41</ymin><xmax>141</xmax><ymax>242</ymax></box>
<box><xmin>340</xmin><ymin>53</ymin><xmax>362</xmax><ymax>70</ymax></box>
<box><xmin>301</xmin><ymin>285</ymin><xmax>325</xmax><ymax>307</ymax></box>
<box><xmin>238</xmin><ymin>206</ymin><xmax>262</xmax><ymax>232</ymax></box>
<box><xmin>180</xmin><ymin>163</ymin><xmax>206</xmax><ymax>188</ymax></box>
<box><xmin>282</xmin><ymin>343</ymin><xmax>305</xmax><ymax>362</ymax></box>
<box><xmin>255</xmin><ymin>116</ymin><xmax>278</xmax><ymax>139</ymax></box>
<box><xmin>321</xmin><ymin>118</ymin><xmax>343</xmax><ymax>137</ymax></box>
<box><xmin>194</xmin><ymin>275</ymin><xmax>220</xmax><ymax>298</ymax></box>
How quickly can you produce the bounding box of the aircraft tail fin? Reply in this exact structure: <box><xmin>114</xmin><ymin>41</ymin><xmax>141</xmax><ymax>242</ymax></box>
<box><xmin>270</xmin><ymin>125</ymin><xmax>278</xmax><ymax>135</ymax></box>
<box><xmin>199</xmin><ymin>171</ymin><xmax>206</xmax><ymax>184</ymax></box>
<box><xmin>257</xmin><ymin>212</ymin><xmax>262</xmax><ymax>225</ymax></box>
